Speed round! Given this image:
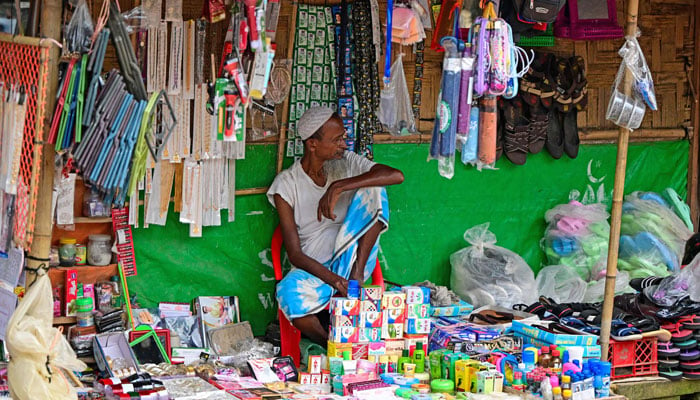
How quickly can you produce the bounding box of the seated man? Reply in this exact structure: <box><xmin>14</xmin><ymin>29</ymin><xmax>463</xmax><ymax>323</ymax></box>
<box><xmin>267</xmin><ymin>106</ymin><xmax>404</xmax><ymax>344</ymax></box>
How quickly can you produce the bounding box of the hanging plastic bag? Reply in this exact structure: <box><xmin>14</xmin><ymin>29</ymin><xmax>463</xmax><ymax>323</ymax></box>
<box><xmin>646</xmin><ymin>257</ymin><xmax>700</xmax><ymax>307</ymax></box>
<box><xmin>429</xmin><ymin>37</ymin><xmax>462</xmax><ymax>179</ymax></box>
<box><xmin>7</xmin><ymin>274</ymin><xmax>87</xmax><ymax>400</ymax></box>
<box><xmin>605</xmin><ymin>33</ymin><xmax>657</xmax><ymax>130</ymax></box>
<box><xmin>450</xmin><ymin>223</ymin><xmax>537</xmax><ymax>308</ymax></box>
<box><xmin>379</xmin><ymin>55</ymin><xmax>416</xmax><ymax>136</ymax></box>
<box><xmin>65</xmin><ymin>0</ymin><xmax>94</xmax><ymax>53</ymax></box>
<box><xmin>121</xmin><ymin>6</ymin><xmax>149</xmax><ymax>34</ymax></box>
<box><xmin>536</xmin><ymin>265</ymin><xmax>587</xmax><ymax>303</ymax></box>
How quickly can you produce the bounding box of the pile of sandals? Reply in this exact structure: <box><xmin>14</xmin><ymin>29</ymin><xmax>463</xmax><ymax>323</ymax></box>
<box><xmin>497</xmin><ymin>52</ymin><xmax>588</xmax><ymax>165</ymax></box>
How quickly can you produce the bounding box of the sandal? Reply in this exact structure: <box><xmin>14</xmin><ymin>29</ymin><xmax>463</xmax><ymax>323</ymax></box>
<box><xmin>674</xmin><ymin>338</ymin><xmax>698</xmax><ymax>350</ymax></box>
<box><xmin>678</xmin><ymin>315</ymin><xmax>700</xmax><ymax>330</ymax></box>
<box><xmin>659</xmin><ymin>369</ymin><xmax>684</xmax><ymax>381</ymax></box>
<box><xmin>662</xmin><ymin>322</ymin><xmax>694</xmax><ymax>342</ymax></box>
<box><xmin>658</xmin><ymin>358</ymin><xmax>680</xmax><ymax>368</ymax></box>
<box><xmin>610</xmin><ymin>319</ymin><xmax>643</xmax><ymax>340</ymax></box>
<box><xmin>679</xmin><ymin>349</ymin><xmax>700</xmax><ymax>361</ymax></box>
<box><xmin>657</xmin><ymin>341</ymin><xmax>681</xmax><ymax>358</ymax></box>
<box><xmin>680</xmin><ymin>360</ymin><xmax>700</xmax><ymax>371</ymax></box>
<box><xmin>502</xmin><ymin>97</ymin><xmax>529</xmax><ymax>165</ymax></box>
<box><xmin>683</xmin><ymin>370</ymin><xmax>700</xmax><ymax>379</ymax></box>
<box><xmin>560</xmin><ymin>316</ymin><xmax>600</xmax><ymax>334</ymax></box>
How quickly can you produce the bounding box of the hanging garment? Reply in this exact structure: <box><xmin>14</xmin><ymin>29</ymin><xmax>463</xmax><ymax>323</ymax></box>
<box><xmin>332</xmin><ymin>2</ymin><xmax>356</xmax><ymax>151</ymax></box>
<box><xmin>351</xmin><ymin>0</ymin><xmax>381</xmax><ymax>159</ymax></box>
<box><xmin>287</xmin><ymin>4</ymin><xmax>337</xmax><ymax>158</ymax></box>
<box><xmin>430</xmin><ymin>38</ymin><xmax>462</xmax><ymax>179</ymax></box>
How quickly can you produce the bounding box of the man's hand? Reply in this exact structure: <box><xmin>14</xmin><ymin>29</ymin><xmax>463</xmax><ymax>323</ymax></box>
<box><xmin>331</xmin><ymin>277</ymin><xmax>349</xmax><ymax>297</ymax></box>
<box><xmin>317</xmin><ymin>182</ymin><xmax>343</xmax><ymax>221</ymax></box>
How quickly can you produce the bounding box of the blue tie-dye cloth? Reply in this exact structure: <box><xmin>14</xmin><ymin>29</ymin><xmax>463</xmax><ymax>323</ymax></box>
<box><xmin>277</xmin><ymin>187</ymin><xmax>389</xmax><ymax>320</ymax></box>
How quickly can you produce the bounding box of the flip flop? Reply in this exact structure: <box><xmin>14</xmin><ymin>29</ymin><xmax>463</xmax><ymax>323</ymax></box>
<box><xmin>619</xmin><ymin>235</ymin><xmax>637</xmax><ymax>258</ymax></box>
<box><xmin>679</xmin><ymin>360</ymin><xmax>700</xmax><ymax>371</ymax></box>
<box><xmin>629</xmin><ymin>276</ymin><xmax>664</xmax><ymax>293</ymax></box>
<box><xmin>658</xmin><ymin>358</ymin><xmax>680</xmax><ymax>369</ymax></box>
<box><xmin>635</xmin><ymin>232</ymin><xmax>679</xmax><ymax>273</ymax></box>
<box><xmin>639</xmin><ymin>192</ymin><xmax>670</xmax><ymax>208</ymax></box>
<box><xmin>659</xmin><ymin>369</ymin><xmax>683</xmax><ymax>381</ymax></box>
<box><xmin>678</xmin><ymin>315</ymin><xmax>700</xmax><ymax>331</ymax></box>
<box><xmin>657</xmin><ymin>341</ymin><xmax>681</xmax><ymax>358</ymax></box>
<box><xmin>679</xmin><ymin>349</ymin><xmax>700</xmax><ymax>361</ymax></box>
<box><xmin>557</xmin><ymin>216</ymin><xmax>589</xmax><ymax>235</ymax></box>
<box><xmin>610</xmin><ymin>319</ymin><xmax>643</xmax><ymax>341</ymax></box>
<box><xmin>587</xmin><ymin>221</ymin><xmax>610</xmax><ymax>238</ymax></box>
<box><xmin>661</xmin><ymin>323</ymin><xmax>694</xmax><ymax>342</ymax></box>
<box><xmin>674</xmin><ymin>338</ymin><xmax>698</xmax><ymax>350</ymax></box>
<box><xmin>683</xmin><ymin>370</ymin><xmax>700</xmax><ymax>380</ymax></box>
<box><xmin>552</xmin><ymin>236</ymin><xmax>578</xmax><ymax>256</ymax></box>
<box><xmin>662</xmin><ymin>188</ymin><xmax>693</xmax><ymax>231</ymax></box>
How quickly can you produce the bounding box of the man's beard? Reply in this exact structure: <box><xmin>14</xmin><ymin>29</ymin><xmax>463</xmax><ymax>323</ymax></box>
<box><xmin>323</xmin><ymin>158</ymin><xmax>347</xmax><ymax>183</ymax></box>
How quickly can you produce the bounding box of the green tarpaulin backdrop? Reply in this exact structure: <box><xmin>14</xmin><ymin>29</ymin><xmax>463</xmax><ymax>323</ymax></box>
<box><xmin>129</xmin><ymin>140</ymin><xmax>689</xmax><ymax>335</ymax></box>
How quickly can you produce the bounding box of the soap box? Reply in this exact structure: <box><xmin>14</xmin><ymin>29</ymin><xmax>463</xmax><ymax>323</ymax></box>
<box><xmin>331</xmin><ymin>315</ymin><xmax>358</xmax><ymax>328</ymax></box>
<box><xmin>359</xmin><ymin>311</ymin><xmax>383</xmax><ymax>328</ymax></box>
<box><xmin>308</xmin><ymin>355</ymin><xmax>322</xmax><ymax>374</ymax></box>
<box><xmin>381</xmin><ymin>292</ymin><xmax>406</xmax><ymax>310</ymax></box>
<box><xmin>404</xmin><ymin>335</ymin><xmax>429</xmax><ymax>356</ymax></box>
<box><xmin>381</xmin><ymin>323</ymin><xmax>404</xmax><ymax>340</ymax></box>
<box><xmin>382</xmin><ymin>308</ymin><xmax>407</xmax><ymax>325</ymax></box>
<box><xmin>367</xmin><ymin>341</ymin><xmax>387</xmax><ymax>358</ymax></box>
<box><xmin>330</xmin><ymin>298</ymin><xmax>360</xmax><ymax>316</ymax></box>
<box><xmin>330</xmin><ymin>326</ymin><xmax>359</xmax><ymax>343</ymax></box>
<box><xmin>405</xmin><ymin>318</ymin><xmax>431</xmax><ymax>334</ymax></box>
<box><xmin>407</xmin><ymin>304</ymin><xmax>431</xmax><ymax>319</ymax></box>
<box><xmin>384</xmin><ymin>339</ymin><xmax>405</xmax><ymax>356</ymax></box>
<box><xmin>359</xmin><ymin>328</ymin><xmax>382</xmax><ymax>343</ymax></box>
<box><xmin>64</xmin><ymin>269</ymin><xmax>78</xmax><ymax>317</ymax></box>
<box><xmin>361</xmin><ymin>300</ymin><xmax>380</xmax><ymax>313</ymax></box>
<box><xmin>402</xmin><ymin>286</ymin><xmax>430</xmax><ymax>305</ymax></box>
<box><xmin>361</xmin><ymin>285</ymin><xmax>383</xmax><ymax>302</ymax></box>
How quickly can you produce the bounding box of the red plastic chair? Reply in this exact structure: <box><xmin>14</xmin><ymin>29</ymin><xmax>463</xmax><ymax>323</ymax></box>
<box><xmin>271</xmin><ymin>225</ymin><xmax>384</xmax><ymax>366</ymax></box>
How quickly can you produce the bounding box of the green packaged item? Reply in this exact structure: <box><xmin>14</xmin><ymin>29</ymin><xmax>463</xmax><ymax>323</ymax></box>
<box><xmin>431</xmin><ymin>379</ymin><xmax>455</xmax><ymax>394</ymax></box>
<box><xmin>395</xmin><ymin>388</ymin><xmax>418</xmax><ymax>398</ymax></box>
<box><xmin>430</xmin><ymin>349</ymin><xmax>447</xmax><ymax>379</ymax></box>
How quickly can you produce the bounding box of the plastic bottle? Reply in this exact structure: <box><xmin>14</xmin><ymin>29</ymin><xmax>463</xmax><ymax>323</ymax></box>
<box><xmin>593</xmin><ymin>374</ymin><xmax>603</xmax><ymax>398</ymax></box>
<box><xmin>551</xmin><ymin>350</ymin><xmax>562</xmax><ymax>374</ymax></box>
<box><xmin>599</xmin><ymin>362</ymin><xmax>611</xmax><ymax>397</ymax></box>
<box><xmin>522</xmin><ymin>349</ymin><xmax>536</xmax><ymax>372</ymax></box>
<box><xmin>413</xmin><ymin>341</ymin><xmax>426</xmax><ymax>373</ymax></box>
<box><xmin>347</xmin><ymin>280</ymin><xmax>360</xmax><ymax>299</ymax></box>
<box><xmin>563</xmin><ymin>389</ymin><xmax>572</xmax><ymax>400</ymax></box>
<box><xmin>539</xmin><ymin>347</ymin><xmax>552</xmax><ymax>368</ymax></box>
<box><xmin>549</xmin><ymin>374</ymin><xmax>559</xmax><ymax>389</ymax></box>
<box><xmin>513</xmin><ymin>371</ymin><xmax>524</xmax><ymax>391</ymax></box>
<box><xmin>552</xmin><ymin>386</ymin><xmax>563</xmax><ymax>400</ymax></box>
<box><xmin>398</xmin><ymin>350</ymin><xmax>411</xmax><ymax>374</ymax></box>
<box><xmin>540</xmin><ymin>376</ymin><xmax>553</xmax><ymax>400</ymax></box>
<box><xmin>561</xmin><ymin>375</ymin><xmax>571</xmax><ymax>392</ymax></box>
<box><xmin>562</xmin><ymin>360</ymin><xmax>582</xmax><ymax>376</ymax></box>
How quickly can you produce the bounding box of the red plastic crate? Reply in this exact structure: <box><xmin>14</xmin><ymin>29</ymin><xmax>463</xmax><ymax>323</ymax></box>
<box><xmin>608</xmin><ymin>337</ymin><xmax>658</xmax><ymax>380</ymax></box>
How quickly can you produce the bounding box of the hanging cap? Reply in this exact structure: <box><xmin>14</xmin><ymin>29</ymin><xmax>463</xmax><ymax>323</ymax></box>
<box><xmin>297</xmin><ymin>106</ymin><xmax>335</xmax><ymax>140</ymax></box>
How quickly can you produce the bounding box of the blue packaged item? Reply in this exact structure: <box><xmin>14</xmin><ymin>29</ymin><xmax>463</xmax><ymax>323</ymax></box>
<box><xmin>347</xmin><ymin>280</ymin><xmax>360</xmax><ymax>299</ymax></box>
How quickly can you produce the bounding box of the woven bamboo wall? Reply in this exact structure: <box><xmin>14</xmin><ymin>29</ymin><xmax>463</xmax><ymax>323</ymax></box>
<box><xmin>277</xmin><ymin>0</ymin><xmax>695</xmax><ymax>134</ymax></box>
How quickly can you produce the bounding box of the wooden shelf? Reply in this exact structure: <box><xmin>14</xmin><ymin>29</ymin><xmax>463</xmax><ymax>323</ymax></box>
<box><xmin>48</xmin><ymin>264</ymin><xmax>119</xmax><ymax>290</ymax></box>
<box><xmin>73</xmin><ymin>217</ymin><xmax>112</xmax><ymax>224</ymax></box>
<box><xmin>53</xmin><ymin>316</ymin><xmax>77</xmax><ymax>324</ymax></box>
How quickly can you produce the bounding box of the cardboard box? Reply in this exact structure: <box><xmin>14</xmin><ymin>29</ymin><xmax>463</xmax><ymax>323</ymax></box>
<box><xmin>405</xmin><ymin>318</ymin><xmax>431</xmax><ymax>334</ymax></box>
<box><xmin>381</xmin><ymin>292</ymin><xmax>406</xmax><ymax>310</ymax></box>
<box><xmin>330</xmin><ymin>326</ymin><xmax>359</xmax><ymax>343</ymax></box>
<box><xmin>327</xmin><ymin>341</ymin><xmax>352</xmax><ymax>358</ymax></box>
<box><xmin>511</xmin><ymin>320</ymin><xmax>598</xmax><ymax>347</ymax></box>
<box><xmin>381</xmin><ymin>322</ymin><xmax>404</xmax><ymax>339</ymax></box>
<box><xmin>308</xmin><ymin>355</ymin><xmax>322</xmax><ymax>374</ymax></box>
<box><xmin>404</xmin><ymin>335</ymin><xmax>429</xmax><ymax>356</ymax></box>
<box><xmin>93</xmin><ymin>332</ymin><xmax>140</xmax><ymax>378</ymax></box>
<box><xmin>361</xmin><ymin>285</ymin><xmax>383</xmax><ymax>302</ymax></box>
<box><xmin>331</xmin><ymin>315</ymin><xmax>358</xmax><ymax>328</ymax></box>
<box><xmin>431</xmin><ymin>300</ymin><xmax>474</xmax><ymax>317</ymax></box>
<box><xmin>321</xmin><ymin>370</ymin><xmax>330</xmax><ymax>384</ymax></box>
<box><xmin>359</xmin><ymin>311</ymin><xmax>382</xmax><ymax>328</ymax></box>
<box><xmin>299</xmin><ymin>373</ymin><xmax>311</xmax><ymax>384</ymax></box>
<box><xmin>310</xmin><ymin>374</ymin><xmax>321</xmax><ymax>384</ymax></box>
<box><xmin>382</xmin><ymin>308</ymin><xmax>407</xmax><ymax>325</ymax></box>
<box><xmin>384</xmin><ymin>339</ymin><xmax>405</xmax><ymax>356</ymax></box>
<box><xmin>329</xmin><ymin>298</ymin><xmax>360</xmax><ymax>316</ymax></box>
<box><xmin>407</xmin><ymin>304</ymin><xmax>431</xmax><ymax>319</ymax></box>
<box><xmin>359</xmin><ymin>328</ymin><xmax>382</xmax><ymax>343</ymax></box>
<box><xmin>402</xmin><ymin>286</ymin><xmax>430</xmax><ymax>304</ymax></box>
<box><xmin>367</xmin><ymin>341</ymin><xmax>386</xmax><ymax>358</ymax></box>
<box><xmin>361</xmin><ymin>300</ymin><xmax>380</xmax><ymax>313</ymax></box>
<box><xmin>64</xmin><ymin>269</ymin><xmax>78</xmax><ymax>317</ymax></box>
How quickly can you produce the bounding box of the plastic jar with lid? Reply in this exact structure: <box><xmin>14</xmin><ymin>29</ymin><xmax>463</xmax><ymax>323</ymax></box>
<box><xmin>59</xmin><ymin>238</ymin><xmax>77</xmax><ymax>266</ymax></box>
<box><xmin>88</xmin><ymin>234</ymin><xmax>112</xmax><ymax>266</ymax></box>
<box><xmin>75</xmin><ymin>297</ymin><xmax>94</xmax><ymax>327</ymax></box>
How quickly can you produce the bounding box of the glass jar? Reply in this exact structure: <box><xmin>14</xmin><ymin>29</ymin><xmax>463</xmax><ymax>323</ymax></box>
<box><xmin>87</xmin><ymin>234</ymin><xmax>112</xmax><ymax>266</ymax></box>
<box><xmin>83</xmin><ymin>190</ymin><xmax>109</xmax><ymax>217</ymax></box>
<box><xmin>59</xmin><ymin>238</ymin><xmax>77</xmax><ymax>266</ymax></box>
<box><xmin>75</xmin><ymin>297</ymin><xmax>94</xmax><ymax>327</ymax></box>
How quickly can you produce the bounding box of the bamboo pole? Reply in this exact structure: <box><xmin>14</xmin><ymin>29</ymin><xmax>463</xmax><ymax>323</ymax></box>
<box><xmin>599</xmin><ymin>0</ymin><xmax>641</xmax><ymax>361</ymax></box>
<box><xmin>25</xmin><ymin>0</ymin><xmax>62</xmax><ymax>285</ymax></box>
<box><xmin>690</xmin><ymin>2</ymin><xmax>700</xmax><ymax>228</ymax></box>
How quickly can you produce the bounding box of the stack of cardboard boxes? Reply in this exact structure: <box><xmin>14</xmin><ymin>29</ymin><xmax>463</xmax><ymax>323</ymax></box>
<box><xmin>328</xmin><ymin>286</ymin><xmax>432</xmax><ymax>367</ymax></box>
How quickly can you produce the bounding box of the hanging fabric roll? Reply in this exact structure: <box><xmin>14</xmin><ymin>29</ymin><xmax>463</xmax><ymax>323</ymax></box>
<box><xmin>477</xmin><ymin>96</ymin><xmax>497</xmax><ymax>167</ymax></box>
<box><xmin>332</xmin><ymin>0</ymin><xmax>356</xmax><ymax>151</ymax></box>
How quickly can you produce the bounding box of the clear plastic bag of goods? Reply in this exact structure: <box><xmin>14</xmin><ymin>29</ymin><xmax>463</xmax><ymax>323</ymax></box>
<box><xmin>619</xmin><ymin>191</ymin><xmax>693</xmax><ymax>278</ymax></box>
<box><xmin>583</xmin><ymin>270</ymin><xmax>631</xmax><ymax>303</ymax></box>
<box><xmin>536</xmin><ymin>265</ymin><xmax>587</xmax><ymax>303</ymax></box>
<box><xmin>450</xmin><ymin>223</ymin><xmax>537</xmax><ymax>308</ymax></box>
<box><xmin>7</xmin><ymin>274</ymin><xmax>87</xmax><ymax>400</ymax></box>
<box><xmin>540</xmin><ymin>200</ymin><xmax>610</xmax><ymax>282</ymax></box>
